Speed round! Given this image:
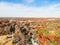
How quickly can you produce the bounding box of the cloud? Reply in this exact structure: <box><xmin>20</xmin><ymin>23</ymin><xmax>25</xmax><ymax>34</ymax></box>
<box><xmin>0</xmin><ymin>2</ymin><xmax>60</xmax><ymax>18</ymax></box>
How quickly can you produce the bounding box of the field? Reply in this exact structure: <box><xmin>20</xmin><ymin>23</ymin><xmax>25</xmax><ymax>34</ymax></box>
<box><xmin>0</xmin><ymin>35</ymin><xmax>12</xmax><ymax>45</ymax></box>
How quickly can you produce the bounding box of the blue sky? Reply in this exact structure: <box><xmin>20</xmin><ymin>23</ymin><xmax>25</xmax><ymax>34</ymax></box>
<box><xmin>0</xmin><ymin>0</ymin><xmax>60</xmax><ymax>17</ymax></box>
<box><xmin>0</xmin><ymin>0</ymin><xmax>60</xmax><ymax>7</ymax></box>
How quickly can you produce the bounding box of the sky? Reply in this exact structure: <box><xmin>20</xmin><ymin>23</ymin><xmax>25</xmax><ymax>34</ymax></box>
<box><xmin>0</xmin><ymin>0</ymin><xmax>60</xmax><ymax>17</ymax></box>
